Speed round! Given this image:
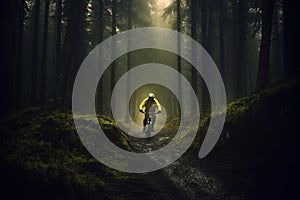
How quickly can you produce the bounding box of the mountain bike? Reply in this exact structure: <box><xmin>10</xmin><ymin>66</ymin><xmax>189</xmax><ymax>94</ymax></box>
<box><xmin>143</xmin><ymin>111</ymin><xmax>155</xmax><ymax>137</ymax></box>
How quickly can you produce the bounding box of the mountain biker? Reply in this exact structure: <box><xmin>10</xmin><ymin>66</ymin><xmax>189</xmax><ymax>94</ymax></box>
<box><xmin>139</xmin><ymin>93</ymin><xmax>161</xmax><ymax>132</ymax></box>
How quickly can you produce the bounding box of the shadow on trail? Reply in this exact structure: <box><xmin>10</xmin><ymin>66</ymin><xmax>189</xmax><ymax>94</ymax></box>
<box><xmin>127</xmin><ymin>127</ymin><xmax>243</xmax><ymax>200</ymax></box>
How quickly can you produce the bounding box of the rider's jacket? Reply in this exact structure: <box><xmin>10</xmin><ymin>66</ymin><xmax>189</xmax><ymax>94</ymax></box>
<box><xmin>139</xmin><ymin>97</ymin><xmax>162</xmax><ymax>112</ymax></box>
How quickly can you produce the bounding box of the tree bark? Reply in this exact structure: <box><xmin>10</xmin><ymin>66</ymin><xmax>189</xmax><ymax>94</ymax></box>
<box><xmin>219</xmin><ymin>0</ymin><xmax>225</xmax><ymax>77</ymax></box>
<box><xmin>41</xmin><ymin>0</ymin><xmax>50</xmax><ymax>102</ymax></box>
<box><xmin>15</xmin><ymin>0</ymin><xmax>25</xmax><ymax>108</ymax></box>
<box><xmin>61</xmin><ymin>0</ymin><xmax>87</xmax><ymax>107</ymax></box>
<box><xmin>283</xmin><ymin>0</ymin><xmax>300</xmax><ymax>79</ymax></box>
<box><xmin>191</xmin><ymin>0</ymin><xmax>198</xmax><ymax>114</ymax></box>
<box><xmin>271</xmin><ymin>1</ymin><xmax>283</xmax><ymax>82</ymax></box>
<box><xmin>54</xmin><ymin>0</ymin><xmax>62</xmax><ymax>101</ymax></box>
<box><xmin>201</xmin><ymin>0</ymin><xmax>207</xmax><ymax>48</ymax></box>
<box><xmin>232</xmin><ymin>0</ymin><xmax>238</xmax><ymax>97</ymax></box>
<box><xmin>7</xmin><ymin>0</ymin><xmax>19</xmax><ymax>108</ymax></box>
<box><xmin>200</xmin><ymin>0</ymin><xmax>209</xmax><ymax>113</ymax></box>
<box><xmin>256</xmin><ymin>0</ymin><xmax>275</xmax><ymax>89</ymax></box>
<box><xmin>31</xmin><ymin>0</ymin><xmax>41</xmax><ymax>105</ymax></box>
<box><xmin>99</xmin><ymin>0</ymin><xmax>104</xmax><ymax>43</ymax></box>
<box><xmin>237</xmin><ymin>0</ymin><xmax>248</xmax><ymax>96</ymax></box>
<box><xmin>232</xmin><ymin>0</ymin><xmax>248</xmax><ymax>96</ymax></box>
<box><xmin>97</xmin><ymin>0</ymin><xmax>104</xmax><ymax>112</ymax></box>
<box><xmin>207</xmin><ymin>0</ymin><xmax>213</xmax><ymax>55</ymax></box>
<box><xmin>177</xmin><ymin>0</ymin><xmax>182</xmax><ymax>115</ymax></box>
<box><xmin>126</xmin><ymin>0</ymin><xmax>132</xmax><ymax>121</ymax></box>
<box><xmin>110</xmin><ymin>0</ymin><xmax>117</xmax><ymax>109</ymax></box>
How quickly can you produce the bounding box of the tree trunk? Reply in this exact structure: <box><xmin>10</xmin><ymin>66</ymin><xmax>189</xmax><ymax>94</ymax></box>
<box><xmin>232</xmin><ymin>0</ymin><xmax>238</xmax><ymax>97</ymax></box>
<box><xmin>271</xmin><ymin>1</ymin><xmax>283</xmax><ymax>82</ymax></box>
<box><xmin>99</xmin><ymin>0</ymin><xmax>104</xmax><ymax>43</ymax></box>
<box><xmin>6</xmin><ymin>0</ymin><xmax>25</xmax><ymax>108</ymax></box>
<box><xmin>219</xmin><ymin>0</ymin><xmax>225</xmax><ymax>77</ymax></box>
<box><xmin>31</xmin><ymin>0</ymin><xmax>41</xmax><ymax>105</ymax></box>
<box><xmin>256</xmin><ymin>0</ymin><xmax>275</xmax><ymax>89</ymax></box>
<box><xmin>112</xmin><ymin>0</ymin><xmax>117</xmax><ymax>36</ymax></box>
<box><xmin>54</xmin><ymin>0</ymin><xmax>62</xmax><ymax>101</ymax></box>
<box><xmin>41</xmin><ymin>0</ymin><xmax>50</xmax><ymax>103</ymax></box>
<box><xmin>96</xmin><ymin>0</ymin><xmax>105</xmax><ymax>113</ymax></box>
<box><xmin>200</xmin><ymin>0</ymin><xmax>209</xmax><ymax>113</ymax></box>
<box><xmin>201</xmin><ymin>0</ymin><xmax>207</xmax><ymax>48</ymax></box>
<box><xmin>61</xmin><ymin>0</ymin><xmax>87</xmax><ymax>107</ymax></box>
<box><xmin>237</xmin><ymin>0</ymin><xmax>248</xmax><ymax>96</ymax></box>
<box><xmin>207</xmin><ymin>0</ymin><xmax>213</xmax><ymax>55</ymax></box>
<box><xmin>15</xmin><ymin>0</ymin><xmax>25</xmax><ymax>108</ymax></box>
<box><xmin>191</xmin><ymin>0</ymin><xmax>197</xmax><ymax>114</ymax></box>
<box><xmin>97</xmin><ymin>0</ymin><xmax>104</xmax><ymax>112</ymax></box>
<box><xmin>177</xmin><ymin>0</ymin><xmax>182</xmax><ymax>115</ymax></box>
<box><xmin>7</xmin><ymin>0</ymin><xmax>19</xmax><ymax>109</ymax></box>
<box><xmin>191</xmin><ymin>0</ymin><xmax>197</xmax><ymax>40</ymax></box>
<box><xmin>126</xmin><ymin>0</ymin><xmax>132</xmax><ymax>121</ymax></box>
<box><xmin>283</xmin><ymin>1</ymin><xmax>300</xmax><ymax>79</ymax></box>
<box><xmin>51</xmin><ymin>0</ymin><xmax>62</xmax><ymax>104</ymax></box>
<box><xmin>232</xmin><ymin>0</ymin><xmax>248</xmax><ymax>97</ymax></box>
<box><xmin>110</xmin><ymin>0</ymin><xmax>117</xmax><ymax>110</ymax></box>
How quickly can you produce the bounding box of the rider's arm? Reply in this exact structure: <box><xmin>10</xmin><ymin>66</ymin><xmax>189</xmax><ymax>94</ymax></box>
<box><xmin>139</xmin><ymin>98</ymin><xmax>148</xmax><ymax>110</ymax></box>
<box><xmin>154</xmin><ymin>98</ymin><xmax>162</xmax><ymax>112</ymax></box>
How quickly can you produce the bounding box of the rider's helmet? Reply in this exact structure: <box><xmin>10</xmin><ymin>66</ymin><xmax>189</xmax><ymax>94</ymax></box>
<box><xmin>148</xmin><ymin>93</ymin><xmax>155</xmax><ymax>98</ymax></box>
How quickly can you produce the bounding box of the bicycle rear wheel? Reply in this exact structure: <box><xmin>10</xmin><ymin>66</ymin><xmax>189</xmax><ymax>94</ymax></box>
<box><xmin>145</xmin><ymin>123</ymin><xmax>152</xmax><ymax>137</ymax></box>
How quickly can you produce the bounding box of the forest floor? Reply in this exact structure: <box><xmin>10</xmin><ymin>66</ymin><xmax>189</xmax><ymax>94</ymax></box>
<box><xmin>129</xmin><ymin>136</ymin><xmax>245</xmax><ymax>200</ymax></box>
<box><xmin>1</xmin><ymin>80</ymin><xmax>300</xmax><ymax>200</ymax></box>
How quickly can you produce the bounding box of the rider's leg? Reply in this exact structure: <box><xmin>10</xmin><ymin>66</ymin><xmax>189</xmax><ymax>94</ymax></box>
<box><xmin>143</xmin><ymin>118</ymin><xmax>146</xmax><ymax>132</ymax></box>
<box><xmin>143</xmin><ymin>113</ymin><xmax>148</xmax><ymax>132</ymax></box>
<box><xmin>152</xmin><ymin>117</ymin><xmax>156</xmax><ymax>131</ymax></box>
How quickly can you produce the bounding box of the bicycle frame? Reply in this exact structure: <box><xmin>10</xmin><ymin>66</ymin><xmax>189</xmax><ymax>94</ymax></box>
<box><xmin>144</xmin><ymin>111</ymin><xmax>155</xmax><ymax>136</ymax></box>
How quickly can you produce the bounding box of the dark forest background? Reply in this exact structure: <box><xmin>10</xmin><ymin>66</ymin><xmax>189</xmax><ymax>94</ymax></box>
<box><xmin>1</xmin><ymin>0</ymin><xmax>299</xmax><ymax>112</ymax></box>
<box><xmin>1</xmin><ymin>0</ymin><xmax>300</xmax><ymax>200</ymax></box>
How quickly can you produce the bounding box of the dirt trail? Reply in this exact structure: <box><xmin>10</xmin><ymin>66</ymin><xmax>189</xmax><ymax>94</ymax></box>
<box><xmin>128</xmin><ymin>132</ymin><xmax>243</xmax><ymax>200</ymax></box>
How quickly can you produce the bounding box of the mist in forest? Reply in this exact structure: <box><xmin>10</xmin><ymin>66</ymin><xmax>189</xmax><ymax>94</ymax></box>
<box><xmin>1</xmin><ymin>0</ymin><xmax>300</xmax><ymax>199</ymax></box>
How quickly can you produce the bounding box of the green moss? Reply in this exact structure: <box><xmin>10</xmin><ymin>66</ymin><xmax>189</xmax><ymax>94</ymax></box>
<box><xmin>0</xmin><ymin>108</ymin><xmax>136</xmax><ymax>199</ymax></box>
<box><xmin>189</xmin><ymin>80</ymin><xmax>300</xmax><ymax>155</ymax></box>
